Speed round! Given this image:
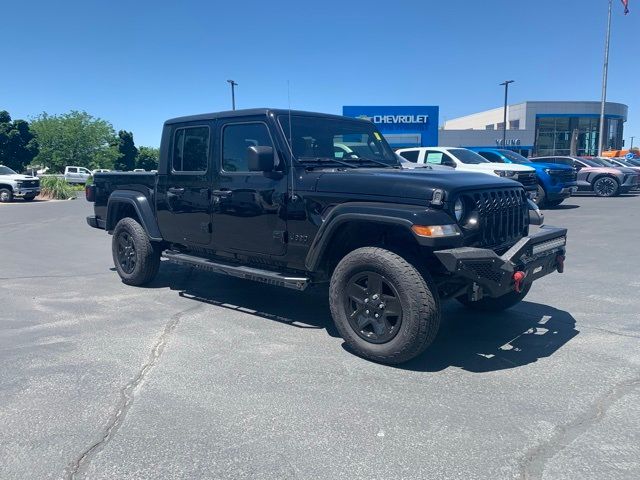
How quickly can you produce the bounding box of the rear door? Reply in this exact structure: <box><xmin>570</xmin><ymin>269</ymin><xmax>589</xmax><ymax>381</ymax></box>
<box><xmin>156</xmin><ymin>123</ymin><xmax>213</xmax><ymax>245</ymax></box>
<box><xmin>209</xmin><ymin>118</ymin><xmax>288</xmax><ymax>256</ymax></box>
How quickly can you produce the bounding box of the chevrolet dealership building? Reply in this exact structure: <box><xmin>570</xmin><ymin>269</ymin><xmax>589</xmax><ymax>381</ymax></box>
<box><xmin>343</xmin><ymin>101</ymin><xmax>628</xmax><ymax>157</ymax></box>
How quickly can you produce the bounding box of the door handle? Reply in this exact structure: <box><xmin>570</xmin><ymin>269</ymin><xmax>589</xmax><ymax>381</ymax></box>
<box><xmin>168</xmin><ymin>187</ymin><xmax>185</xmax><ymax>195</ymax></box>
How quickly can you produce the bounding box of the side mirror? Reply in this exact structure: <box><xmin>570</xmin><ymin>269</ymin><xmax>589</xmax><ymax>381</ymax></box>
<box><xmin>247</xmin><ymin>146</ymin><xmax>275</xmax><ymax>172</ymax></box>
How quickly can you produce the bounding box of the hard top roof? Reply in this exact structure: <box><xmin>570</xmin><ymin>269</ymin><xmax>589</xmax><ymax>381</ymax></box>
<box><xmin>164</xmin><ymin>108</ymin><xmax>369</xmax><ymax>125</ymax></box>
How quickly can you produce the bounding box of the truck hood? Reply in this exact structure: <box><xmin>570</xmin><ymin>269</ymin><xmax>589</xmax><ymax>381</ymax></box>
<box><xmin>470</xmin><ymin>163</ymin><xmax>535</xmax><ymax>173</ymax></box>
<box><xmin>314</xmin><ymin>168</ymin><xmax>522</xmax><ymax>201</ymax></box>
<box><xmin>0</xmin><ymin>174</ymin><xmax>39</xmax><ymax>181</ymax></box>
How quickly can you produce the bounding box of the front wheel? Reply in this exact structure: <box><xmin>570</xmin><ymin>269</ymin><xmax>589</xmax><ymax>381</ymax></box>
<box><xmin>329</xmin><ymin>247</ymin><xmax>440</xmax><ymax>364</ymax></box>
<box><xmin>534</xmin><ymin>184</ymin><xmax>546</xmax><ymax>207</ymax></box>
<box><xmin>112</xmin><ymin>217</ymin><xmax>161</xmax><ymax>286</ymax></box>
<box><xmin>457</xmin><ymin>284</ymin><xmax>531</xmax><ymax>312</ymax></box>
<box><xmin>0</xmin><ymin>188</ymin><xmax>13</xmax><ymax>203</ymax></box>
<box><xmin>593</xmin><ymin>176</ymin><xmax>619</xmax><ymax>197</ymax></box>
<box><xmin>23</xmin><ymin>194</ymin><xmax>37</xmax><ymax>202</ymax></box>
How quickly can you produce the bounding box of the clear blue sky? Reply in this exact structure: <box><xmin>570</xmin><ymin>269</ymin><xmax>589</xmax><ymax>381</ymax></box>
<box><xmin>2</xmin><ymin>0</ymin><xmax>638</xmax><ymax>148</ymax></box>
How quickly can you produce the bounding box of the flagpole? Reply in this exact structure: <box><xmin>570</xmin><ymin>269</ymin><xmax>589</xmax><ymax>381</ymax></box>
<box><xmin>598</xmin><ymin>0</ymin><xmax>613</xmax><ymax>156</ymax></box>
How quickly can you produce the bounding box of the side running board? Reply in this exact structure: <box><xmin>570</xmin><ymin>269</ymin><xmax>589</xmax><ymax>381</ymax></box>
<box><xmin>162</xmin><ymin>251</ymin><xmax>310</xmax><ymax>291</ymax></box>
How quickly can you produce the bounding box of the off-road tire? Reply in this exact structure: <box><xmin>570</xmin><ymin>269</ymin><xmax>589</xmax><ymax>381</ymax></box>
<box><xmin>329</xmin><ymin>247</ymin><xmax>440</xmax><ymax>364</ymax></box>
<box><xmin>534</xmin><ymin>184</ymin><xmax>546</xmax><ymax>208</ymax></box>
<box><xmin>23</xmin><ymin>194</ymin><xmax>36</xmax><ymax>202</ymax></box>
<box><xmin>593</xmin><ymin>176</ymin><xmax>619</xmax><ymax>197</ymax></box>
<box><xmin>457</xmin><ymin>284</ymin><xmax>531</xmax><ymax>312</ymax></box>
<box><xmin>112</xmin><ymin>217</ymin><xmax>161</xmax><ymax>286</ymax></box>
<box><xmin>0</xmin><ymin>188</ymin><xmax>13</xmax><ymax>203</ymax></box>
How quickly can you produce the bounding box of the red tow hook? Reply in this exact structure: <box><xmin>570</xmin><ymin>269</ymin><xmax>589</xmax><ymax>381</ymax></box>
<box><xmin>556</xmin><ymin>254</ymin><xmax>565</xmax><ymax>273</ymax></box>
<box><xmin>512</xmin><ymin>271</ymin><xmax>526</xmax><ymax>293</ymax></box>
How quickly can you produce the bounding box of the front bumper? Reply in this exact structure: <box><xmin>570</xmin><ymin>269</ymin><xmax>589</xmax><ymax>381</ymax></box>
<box><xmin>14</xmin><ymin>187</ymin><xmax>40</xmax><ymax>198</ymax></box>
<box><xmin>434</xmin><ymin>226</ymin><xmax>567</xmax><ymax>299</ymax></box>
<box><xmin>621</xmin><ymin>174</ymin><xmax>639</xmax><ymax>191</ymax></box>
<box><xmin>547</xmin><ymin>185</ymin><xmax>578</xmax><ymax>200</ymax></box>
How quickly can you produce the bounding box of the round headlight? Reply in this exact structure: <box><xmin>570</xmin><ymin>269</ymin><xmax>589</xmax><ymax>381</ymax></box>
<box><xmin>454</xmin><ymin>198</ymin><xmax>464</xmax><ymax>221</ymax></box>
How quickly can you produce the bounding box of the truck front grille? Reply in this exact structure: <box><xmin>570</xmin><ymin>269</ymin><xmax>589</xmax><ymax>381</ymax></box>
<box><xmin>516</xmin><ymin>172</ymin><xmax>537</xmax><ymax>187</ymax></box>
<box><xmin>21</xmin><ymin>180</ymin><xmax>40</xmax><ymax>188</ymax></box>
<box><xmin>465</xmin><ymin>187</ymin><xmax>529</xmax><ymax>249</ymax></box>
<box><xmin>549</xmin><ymin>170</ymin><xmax>577</xmax><ymax>183</ymax></box>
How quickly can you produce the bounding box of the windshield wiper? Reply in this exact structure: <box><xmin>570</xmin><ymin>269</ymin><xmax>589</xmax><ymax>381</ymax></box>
<box><xmin>298</xmin><ymin>156</ymin><xmax>357</xmax><ymax>169</ymax></box>
<box><xmin>346</xmin><ymin>156</ymin><xmax>399</xmax><ymax>169</ymax></box>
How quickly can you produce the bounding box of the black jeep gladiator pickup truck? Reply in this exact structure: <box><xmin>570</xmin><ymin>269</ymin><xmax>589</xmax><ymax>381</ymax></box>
<box><xmin>87</xmin><ymin>109</ymin><xmax>567</xmax><ymax>364</ymax></box>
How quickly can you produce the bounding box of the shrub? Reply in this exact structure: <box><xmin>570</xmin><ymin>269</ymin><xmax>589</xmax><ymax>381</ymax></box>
<box><xmin>39</xmin><ymin>176</ymin><xmax>76</xmax><ymax>200</ymax></box>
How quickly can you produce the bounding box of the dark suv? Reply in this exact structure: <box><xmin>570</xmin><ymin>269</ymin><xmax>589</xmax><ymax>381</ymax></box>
<box><xmin>87</xmin><ymin>109</ymin><xmax>567</xmax><ymax>364</ymax></box>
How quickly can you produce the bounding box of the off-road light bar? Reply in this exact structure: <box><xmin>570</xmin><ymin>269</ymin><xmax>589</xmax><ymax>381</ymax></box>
<box><xmin>531</xmin><ymin>236</ymin><xmax>566</xmax><ymax>256</ymax></box>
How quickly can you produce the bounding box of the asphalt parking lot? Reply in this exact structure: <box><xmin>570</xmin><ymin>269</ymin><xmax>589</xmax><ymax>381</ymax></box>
<box><xmin>1</xmin><ymin>193</ymin><xmax>639</xmax><ymax>480</ymax></box>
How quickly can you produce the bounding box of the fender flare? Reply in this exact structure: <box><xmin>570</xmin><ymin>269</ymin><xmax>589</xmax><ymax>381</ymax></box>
<box><xmin>304</xmin><ymin>202</ymin><xmax>458</xmax><ymax>271</ymax></box>
<box><xmin>106</xmin><ymin>190</ymin><xmax>163</xmax><ymax>241</ymax></box>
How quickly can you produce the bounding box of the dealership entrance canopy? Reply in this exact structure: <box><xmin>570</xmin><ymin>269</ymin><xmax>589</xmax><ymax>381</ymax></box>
<box><xmin>343</xmin><ymin>101</ymin><xmax>628</xmax><ymax>157</ymax></box>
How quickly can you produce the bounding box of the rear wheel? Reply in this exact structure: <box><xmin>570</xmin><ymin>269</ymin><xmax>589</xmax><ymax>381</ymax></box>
<box><xmin>0</xmin><ymin>188</ymin><xmax>13</xmax><ymax>203</ymax></box>
<box><xmin>593</xmin><ymin>176</ymin><xmax>619</xmax><ymax>197</ymax></box>
<box><xmin>457</xmin><ymin>284</ymin><xmax>531</xmax><ymax>312</ymax></box>
<box><xmin>112</xmin><ymin>217</ymin><xmax>161</xmax><ymax>286</ymax></box>
<box><xmin>329</xmin><ymin>247</ymin><xmax>440</xmax><ymax>364</ymax></box>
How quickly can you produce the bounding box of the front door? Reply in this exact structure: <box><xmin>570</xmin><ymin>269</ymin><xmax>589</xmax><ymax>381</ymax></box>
<box><xmin>156</xmin><ymin>123</ymin><xmax>212</xmax><ymax>245</ymax></box>
<box><xmin>210</xmin><ymin>119</ymin><xmax>287</xmax><ymax>256</ymax></box>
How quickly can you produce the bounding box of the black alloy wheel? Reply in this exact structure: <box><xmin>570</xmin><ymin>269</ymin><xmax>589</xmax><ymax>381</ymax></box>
<box><xmin>116</xmin><ymin>230</ymin><xmax>137</xmax><ymax>274</ymax></box>
<box><xmin>344</xmin><ymin>271</ymin><xmax>403</xmax><ymax>344</ymax></box>
<box><xmin>593</xmin><ymin>176</ymin><xmax>619</xmax><ymax>197</ymax></box>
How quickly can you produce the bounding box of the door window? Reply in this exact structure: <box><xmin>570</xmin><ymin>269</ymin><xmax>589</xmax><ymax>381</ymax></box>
<box><xmin>424</xmin><ymin>151</ymin><xmax>455</xmax><ymax>167</ymax></box>
<box><xmin>222</xmin><ymin>123</ymin><xmax>274</xmax><ymax>172</ymax></box>
<box><xmin>172</xmin><ymin>126</ymin><xmax>210</xmax><ymax>173</ymax></box>
<box><xmin>398</xmin><ymin>150</ymin><xmax>419</xmax><ymax>163</ymax></box>
<box><xmin>67</xmin><ymin>167</ymin><xmax>78</xmax><ymax>173</ymax></box>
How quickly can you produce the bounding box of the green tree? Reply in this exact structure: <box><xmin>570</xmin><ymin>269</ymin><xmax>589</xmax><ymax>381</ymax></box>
<box><xmin>136</xmin><ymin>146</ymin><xmax>159</xmax><ymax>171</ymax></box>
<box><xmin>30</xmin><ymin>111</ymin><xmax>119</xmax><ymax>172</ymax></box>
<box><xmin>0</xmin><ymin>110</ymin><xmax>39</xmax><ymax>172</ymax></box>
<box><xmin>114</xmin><ymin>130</ymin><xmax>138</xmax><ymax>171</ymax></box>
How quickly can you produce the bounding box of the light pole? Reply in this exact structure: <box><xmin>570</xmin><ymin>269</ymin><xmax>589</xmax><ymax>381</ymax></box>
<box><xmin>227</xmin><ymin>80</ymin><xmax>238</xmax><ymax>110</ymax></box>
<box><xmin>630</xmin><ymin>136</ymin><xmax>635</xmax><ymax>150</ymax></box>
<box><xmin>598</xmin><ymin>0</ymin><xmax>612</xmax><ymax>156</ymax></box>
<box><xmin>499</xmin><ymin>80</ymin><xmax>514</xmax><ymax>148</ymax></box>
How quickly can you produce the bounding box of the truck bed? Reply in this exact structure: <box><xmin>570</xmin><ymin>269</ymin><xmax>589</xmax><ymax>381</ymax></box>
<box><xmin>92</xmin><ymin>172</ymin><xmax>157</xmax><ymax>222</ymax></box>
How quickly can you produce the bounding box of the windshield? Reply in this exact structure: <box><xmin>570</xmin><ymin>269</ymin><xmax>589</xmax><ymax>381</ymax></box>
<box><xmin>625</xmin><ymin>158</ymin><xmax>640</xmax><ymax>166</ymax></box>
<box><xmin>498</xmin><ymin>149</ymin><xmax>531</xmax><ymax>164</ymax></box>
<box><xmin>578</xmin><ymin>158</ymin><xmax>601</xmax><ymax>167</ymax></box>
<box><xmin>0</xmin><ymin>166</ymin><xmax>18</xmax><ymax>175</ymax></box>
<box><xmin>278</xmin><ymin>115</ymin><xmax>399</xmax><ymax>166</ymax></box>
<box><xmin>589</xmin><ymin>157</ymin><xmax>616</xmax><ymax>167</ymax></box>
<box><xmin>450</xmin><ymin>149</ymin><xmax>489</xmax><ymax>164</ymax></box>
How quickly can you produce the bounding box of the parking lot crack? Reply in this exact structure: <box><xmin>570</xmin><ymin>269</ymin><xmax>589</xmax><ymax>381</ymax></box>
<box><xmin>63</xmin><ymin>303</ymin><xmax>203</xmax><ymax>480</ymax></box>
<box><xmin>518</xmin><ymin>375</ymin><xmax>640</xmax><ymax>480</ymax></box>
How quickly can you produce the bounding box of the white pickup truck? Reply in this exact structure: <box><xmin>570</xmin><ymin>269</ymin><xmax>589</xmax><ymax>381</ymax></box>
<box><xmin>396</xmin><ymin>146</ymin><xmax>538</xmax><ymax>197</ymax></box>
<box><xmin>0</xmin><ymin>165</ymin><xmax>41</xmax><ymax>202</ymax></box>
<box><xmin>64</xmin><ymin>166</ymin><xmax>93</xmax><ymax>184</ymax></box>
